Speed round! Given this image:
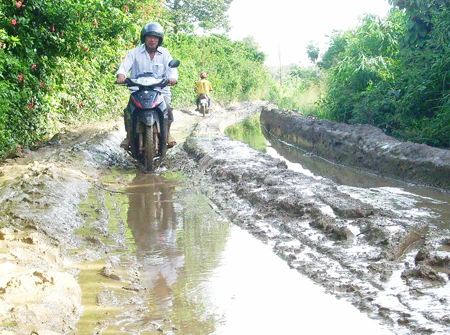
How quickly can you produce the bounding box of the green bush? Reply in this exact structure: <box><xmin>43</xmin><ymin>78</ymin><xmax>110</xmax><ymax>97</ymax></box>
<box><xmin>166</xmin><ymin>34</ymin><xmax>272</xmax><ymax>107</ymax></box>
<box><xmin>315</xmin><ymin>2</ymin><xmax>450</xmax><ymax>148</ymax></box>
<box><xmin>0</xmin><ymin>0</ymin><xmax>162</xmax><ymax>159</ymax></box>
<box><xmin>0</xmin><ymin>0</ymin><xmax>276</xmax><ymax>160</ymax></box>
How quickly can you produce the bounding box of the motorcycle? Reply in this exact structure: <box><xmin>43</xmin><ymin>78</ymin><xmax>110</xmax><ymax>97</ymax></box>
<box><xmin>198</xmin><ymin>93</ymin><xmax>210</xmax><ymax>117</ymax></box>
<box><xmin>120</xmin><ymin>59</ymin><xmax>180</xmax><ymax>172</ymax></box>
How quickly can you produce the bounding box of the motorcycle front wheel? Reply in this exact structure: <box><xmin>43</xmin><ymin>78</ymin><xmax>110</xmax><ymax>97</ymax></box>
<box><xmin>159</xmin><ymin>120</ymin><xmax>168</xmax><ymax>158</ymax></box>
<box><xmin>143</xmin><ymin>124</ymin><xmax>155</xmax><ymax>171</ymax></box>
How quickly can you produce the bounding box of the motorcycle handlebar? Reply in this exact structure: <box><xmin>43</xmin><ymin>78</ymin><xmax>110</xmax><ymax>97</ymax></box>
<box><xmin>115</xmin><ymin>77</ymin><xmax>169</xmax><ymax>89</ymax></box>
<box><xmin>115</xmin><ymin>59</ymin><xmax>180</xmax><ymax>87</ymax></box>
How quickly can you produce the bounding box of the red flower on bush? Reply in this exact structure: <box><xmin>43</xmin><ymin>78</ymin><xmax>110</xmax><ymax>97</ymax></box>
<box><xmin>11</xmin><ymin>19</ymin><xmax>17</xmax><ymax>26</ymax></box>
<box><xmin>16</xmin><ymin>1</ymin><xmax>23</xmax><ymax>8</ymax></box>
<box><xmin>83</xmin><ymin>47</ymin><xmax>89</xmax><ymax>52</ymax></box>
<box><xmin>78</xmin><ymin>101</ymin><xmax>83</xmax><ymax>108</ymax></box>
<box><xmin>93</xmin><ymin>20</ymin><xmax>98</xmax><ymax>27</ymax></box>
<box><xmin>50</xmin><ymin>25</ymin><xmax>55</xmax><ymax>32</ymax></box>
<box><xmin>123</xmin><ymin>5</ymin><xmax>129</xmax><ymax>11</ymax></box>
<box><xmin>31</xmin><ymin>64</ymin><xmax>37</xmax><ymax>70</ymax></box>
<box><xmin>39</xmin><ymin>81</ymin><xmax>45</xmax><ymax>88</ymax></box>
<box><xmin>18</xmin><ymin>75</ymin><xmax>24</xmax><ymax>82</ymax></box>
<box><xmin>28</xmin><ymin>98</ymin><xmax>35</xmax><ymax>109</ymax></box>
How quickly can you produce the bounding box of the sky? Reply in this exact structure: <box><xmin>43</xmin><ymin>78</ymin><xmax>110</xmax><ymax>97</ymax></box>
<box><xmin>227</xmin><ymin>0</ymin><xmax>392</xmax><ymax>66</ymax></box>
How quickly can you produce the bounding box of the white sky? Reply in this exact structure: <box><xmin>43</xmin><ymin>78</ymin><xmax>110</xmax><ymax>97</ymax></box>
<box><xmin>227</xmin><ymin>0</ymin><xmax>392</xmax><ymax>66</ymax></box>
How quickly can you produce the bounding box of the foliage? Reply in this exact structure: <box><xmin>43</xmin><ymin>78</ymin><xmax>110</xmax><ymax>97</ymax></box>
<box><xmin>319</xmin><ymin>13</ymin><xmax>403</xmax><ymax>123</ymax></box>
<box><xmin>165</xmin><ymin>33</ymin><xmax>272</xmax><ymax>106</ymax></box>
<box><xmin>387</xmin><ymin>0</ymin><xmax>450</xmax><ymax>147</ymax></box>
<box><xmin>318</xmin><ymin>30</ymin><xmax>350</xmax><ymax>70</ymax></box>
<box><xmin>388</xmin><ymin>0</ymin><xmax>446</xmax><ymax>47</ymax></box>
<box><xmin>0</xmin><ymin>0</ymin><xmax>162</xmax><ymax>158</ymax></box>
<box><xmin>273</xmin><ymin>65</ymin><xmax>323</xmax><ymax>115</ymax></box>
<box><xmin>0</xmin><ymin>0</ymin><xmax>273</xmax><ymax>160</ymax></box>
<box><xmin>164</xmin><ymin>0</ymin><xmax>232</xmax><ymax>34</ymax></box>
<box><xmin>306</xmin><ymin>42</ymin><xmax>319</xmax><ymax>64</ymax></box>
<box><xmin>316</xmin><ymin>1</ymin><xmax>450</xmax><ymax>148</ymax></box>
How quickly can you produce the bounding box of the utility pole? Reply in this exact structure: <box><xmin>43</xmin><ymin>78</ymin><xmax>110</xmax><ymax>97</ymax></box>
<box><xmin>278</xmin><ymin>44</ymin><xmax>283</xmax><ymax>86</ymax></box>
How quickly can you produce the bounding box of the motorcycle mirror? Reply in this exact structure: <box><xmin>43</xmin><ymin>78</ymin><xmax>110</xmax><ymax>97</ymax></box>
<box><xmin>168</xmin><ymin>59</ymin><xmax>180</xmax><ymax>68</ymax></box>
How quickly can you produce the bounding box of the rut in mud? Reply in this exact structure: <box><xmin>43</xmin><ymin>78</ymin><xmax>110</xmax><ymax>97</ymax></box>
<box><xmin>0</xmin><ymin>101</ymin><xmax>449</xmax><ymax>335</ymax></box>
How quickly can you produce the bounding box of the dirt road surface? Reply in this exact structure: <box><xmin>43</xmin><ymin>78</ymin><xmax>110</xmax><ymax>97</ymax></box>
<box><xmin>0</xmin><ymin>102</ymin><xmax>449</xmax><ymax>334</ymax></box>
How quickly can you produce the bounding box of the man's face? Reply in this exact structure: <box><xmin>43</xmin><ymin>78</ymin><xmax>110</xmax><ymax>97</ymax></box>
<box><xmin>145</xmin><ymin>35</ymin><xmax>159</xmax><ymax>51</ymax></box>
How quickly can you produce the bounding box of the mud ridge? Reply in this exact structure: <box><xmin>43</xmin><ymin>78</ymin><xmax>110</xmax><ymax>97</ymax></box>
<box><xmin>260</xmin><ymin>107</ymin><xmax>450</xmax><ymax>191</ymax></box>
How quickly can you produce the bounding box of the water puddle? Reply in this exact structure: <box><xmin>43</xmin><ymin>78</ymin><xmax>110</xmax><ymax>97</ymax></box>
<box><xmin>205</xmin><ymin>226</ymin><xmax>393</xmax><ymax>335</ymax></box>
<box><xmin>117</xmin><ymin>172</ymin><xmax>393</xmax><ymax>334</ymax></box>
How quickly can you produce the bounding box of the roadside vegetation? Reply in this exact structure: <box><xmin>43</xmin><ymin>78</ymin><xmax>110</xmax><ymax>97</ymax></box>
<box><xmin>0</xmin><ymin>0</ymin><xmax>272</xmax><ymax>159</ymax></box>
<box><xmin>1</xmin><ymin>0</ymin><xmax>448</xmax><ymax>161</ymax></box>
<box><xmin>276</xmin><ymin>0</ymin><xmax>450</xmax><ymax>149</ymax></box>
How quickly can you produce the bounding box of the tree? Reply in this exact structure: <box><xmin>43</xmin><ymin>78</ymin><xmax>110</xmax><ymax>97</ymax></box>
<box><xmin>306</xmin><ymin>42</ymin><xmax>319</xmax><ymax>64</ymax></box>
<box><xmin>317</xmin><ymin>31</ymin><xmax>349</xmax><ymax>70</ymax></box>
<box><xmin>388</xmin><ymin>0</ymin><xmax>446</xmax><ymax>46</ymax></box>
<box><xmin>387</xmin><ymin>0</ymin><xmax>450</xmax><ymax>147</ymax></box>
<box><xmin>164</xmin><ymin>0</ymin><xmax>233</xmax><ymax>34</ymax></box>
<box><xmin>319</xmin><ymin>13</ymin><xmax>403</xmax><ymax>124</ymax></box>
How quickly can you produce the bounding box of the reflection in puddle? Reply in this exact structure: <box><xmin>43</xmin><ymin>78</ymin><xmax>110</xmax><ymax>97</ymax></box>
<box><xmin>209</xmin><ymin>227</ymin><xmax>393</xmax><ymax>335</ymax></box>
<box><xmin>225</xmin><ymin>114</ymin><xmax>268</xmax><ymax>152</ymax></box>
<box><xmin>125</xmin><ymin>173</ymin><xmax>393</xmax><ymax>334</ymax></box>
<box><xmin>126</xmin><ymin>173</ymin><xmax>229</xmax><ymax>333</ymax></box>
<box><xmin>126</xmin><ymin>174</ymin><xmax>184</xmax><ymax>312</ymax></box>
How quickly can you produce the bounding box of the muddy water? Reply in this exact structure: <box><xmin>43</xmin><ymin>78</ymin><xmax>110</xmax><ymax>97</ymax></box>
<box><xmin>119</xmin><ymin>172</ymin><xmax>393</xmax><ymax>334</ymax></box>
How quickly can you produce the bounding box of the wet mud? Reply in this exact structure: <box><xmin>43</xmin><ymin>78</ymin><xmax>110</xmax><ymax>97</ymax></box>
<box><xmin>260</xmin><ymin>107</ymin><xmax>450</xmax><ymax>191</ymax></box>
<box><xmin>0</xmin><ymin>102</ymin><xmax>449</xmax><ymax>334</ymax></box>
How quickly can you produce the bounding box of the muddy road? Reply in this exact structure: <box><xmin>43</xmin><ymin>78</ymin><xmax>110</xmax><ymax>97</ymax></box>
<box><xmin>0</xmin><ymin>102</ymin><xmax>449</xmax><ymax>335</ymax></box>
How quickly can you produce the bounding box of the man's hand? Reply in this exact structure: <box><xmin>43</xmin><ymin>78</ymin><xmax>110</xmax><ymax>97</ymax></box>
<box><xmin>168</xmin><ymin>78</ymin><xmax>177</xmax><ymax>86</ymax></box>
<box><xmin>116</xmin><ymin>74</ymin><xmax>126</xmax><ymax>84</ymax></box>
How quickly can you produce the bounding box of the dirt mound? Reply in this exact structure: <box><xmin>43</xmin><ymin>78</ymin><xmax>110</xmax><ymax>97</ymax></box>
<box><xmin>260</xmin><ymin>107</ymin><xmax>450</xmax><ymax>191</ymax></box>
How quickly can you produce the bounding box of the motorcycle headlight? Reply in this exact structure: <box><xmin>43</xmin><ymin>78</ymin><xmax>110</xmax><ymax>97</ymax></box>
<box><xmin>130</xmin><ymin>77</ymin><xmax>160</xmax><ymax>86</ymax></box>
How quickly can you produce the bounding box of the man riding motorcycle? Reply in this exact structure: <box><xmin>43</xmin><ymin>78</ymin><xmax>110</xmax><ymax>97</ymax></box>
<box><xmin>116</xmin><ymin>22</ymin><xmax>178</xmax><ymax>148</ymax></box>
<box><xmin>195</xmin><ymin>71</ymin><xmax>213</xmax><ymax>111</ymax></box>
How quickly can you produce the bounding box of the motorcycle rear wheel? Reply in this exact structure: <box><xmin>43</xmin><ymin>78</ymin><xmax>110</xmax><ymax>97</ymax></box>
<box><xmin>200</xmin><ymin>104</ymin><xmax>206</xmax><ymax>117</ymax></box>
